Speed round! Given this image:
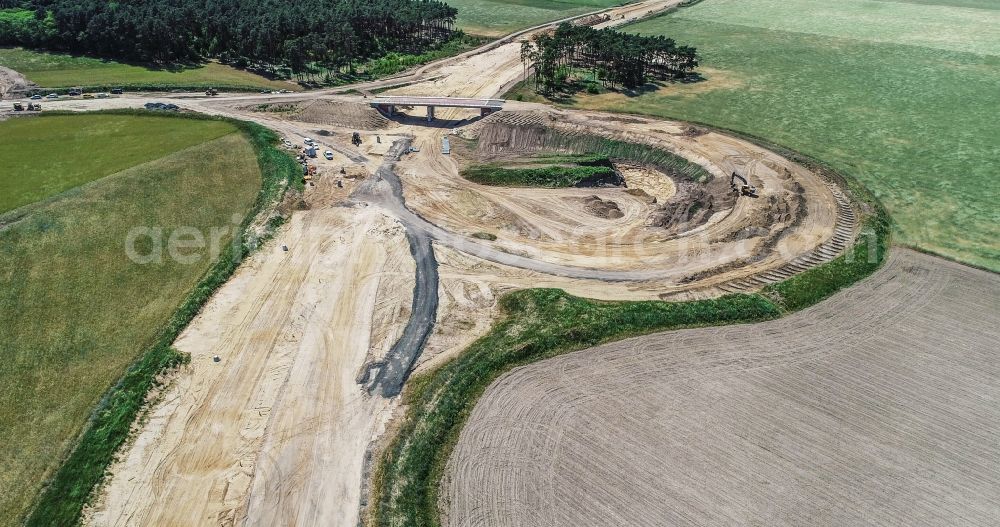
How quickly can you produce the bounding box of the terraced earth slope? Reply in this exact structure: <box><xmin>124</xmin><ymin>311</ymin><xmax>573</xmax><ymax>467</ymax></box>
<box><xmin>444</xmin><ymin>248</ymin><xmax>1000</xmax><ymax>526</ymax></box>
<box><xmin>0</xmin><ymin>116</ymin><xmax>261</xmax><ymax>526</ymax></box>
<box><xmin>513</xmin><ymin>0</ymin><xmax>1000</xmax><ymax>270</ymax></box>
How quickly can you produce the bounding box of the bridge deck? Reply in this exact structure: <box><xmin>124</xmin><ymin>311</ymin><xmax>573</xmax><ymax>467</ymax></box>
<box><xmin>369</xmin><ymin>96</ymin><xmax>505</xmax><ymax>109</ymax></box>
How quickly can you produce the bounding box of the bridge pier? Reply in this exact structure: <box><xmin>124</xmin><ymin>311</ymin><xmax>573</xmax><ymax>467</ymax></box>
<box><xmin>368</xmin><ymin>96</ymin><xmax>504</xmax><ymax>124</ymax></box>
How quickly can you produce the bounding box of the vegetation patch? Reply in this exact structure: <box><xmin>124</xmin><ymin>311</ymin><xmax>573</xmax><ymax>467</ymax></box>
<box><xmin>471</xmin><ymin>232</ymin><xmax>497</xmax><ymax>241</ymax></box>
<box><xmin>359</xmin><ymin>35</ymin><xmax>489</xmax><ymax>79</ymax></box>
<box><xmin>550</xmin><ymin>134</ymin><xmax>711</xmax><ymax>183</ymax></box>
<box><xmin>521</xmin><ymin>23</ymin><xmax>698</xmax><ymax>94</ymax></box>
<box><xmin>444</xmin><ymin>0</ymin><xmax>622</xmax><ymax>36</ymax></box>
<box><xmin>462</xmin><ymin>164</ymin><xmax>615</xmax><ymax>187</ymax></box>
<box><xmin>0</xmin><ymin>48</ymin><xmax>295</xmax><ymax>91</ymax></box>
<box><xmin>0</xmin><ymin>113</ymin><xmax>237</xmax><ymax>214</ymax></box>
<box><xmin>0</xmin><ymin>111</ymin><xmax>298</xmax><ymax>526</ymax></box>
<box><xmin>1</xmin><ymin>0</ymin><xmax>460</xmax><ymax>83</ymax></box>
<box><xmin>369</xmin><ymin>139</ymin><xmax>893</xmax><ymax>527</ymax></box>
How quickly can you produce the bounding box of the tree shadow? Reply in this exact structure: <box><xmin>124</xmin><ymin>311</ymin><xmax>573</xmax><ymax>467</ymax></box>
<box><xmin>533</xmin><ymin>72</ymin><xmax>707</xmax><ymax>102</ymax></box>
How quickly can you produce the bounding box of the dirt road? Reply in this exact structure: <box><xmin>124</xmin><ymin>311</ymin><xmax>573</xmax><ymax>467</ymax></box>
<box><xmin>444</xmin><ymin>249</ymin><xmax>1000</xmax><ymax>527</ymax></box>
<box><xmin>87</xmin><ymin>207</ymin><xmax>413</xmax><ymax>526</ymax></box>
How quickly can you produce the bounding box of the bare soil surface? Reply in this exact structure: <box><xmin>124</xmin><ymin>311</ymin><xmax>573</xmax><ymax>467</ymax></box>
<box><xmin>444</xmin><ymin>248</ymin><xmax>1000</xmax><ymax>527</ymax></box>
<box><xmin>0</xmin><ymin>65</ymin><xmax>36</xmax><ymax>98</ymax></box>
<box><xmin>85</xmin><ymin>206</ymin><xmax>413</xmax><ymax>526</ymax></box>
<box><xmin>387</xmin><ymin>106</ymin><xmax>846</xmax><ymax>294</ymax></box>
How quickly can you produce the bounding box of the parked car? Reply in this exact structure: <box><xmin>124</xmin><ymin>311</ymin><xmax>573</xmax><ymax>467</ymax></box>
<box><xmin>96</xmin><ymin>92</ymin><xmax>109</xmax><ymax>99</ymax></box>
<box><xmin>111</xmin><ymin>88</ymin><xmax>123</xmax><ymax>94</ymax></box>
<box><xmin>46</xmin><ymin>93</ymin><xmax>59</xmax><ymax>99</ymax></box>
<box><xmin>324</xmin><ymin>150</ymin><xmax>334</xmax><ymax>160</ymax></box>
<box><xmin>30</xmin><ymin>94</ymin><xmax>42</xmax><ymax>100</ymax></box>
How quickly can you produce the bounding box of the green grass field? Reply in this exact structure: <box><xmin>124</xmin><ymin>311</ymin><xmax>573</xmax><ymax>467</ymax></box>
<box><xmin>513</xmin><ymin>0</ymin><xmax>1000</xmax><ymax>270</ymax></box>
<box><xmin>447</xmin><ymin>0</ymin><xmax>623</xmax><ymax>35</ymax></box>
<box><xmin>0</xmin><ymin>115</ymin><xmax>263</xmax><ymax>525</ymax></box>
<box><xmin>0</xmin><ymin>47</ymin><xmax>297</xmax><ymax>91</ymax></box>
<box><xmin>0</xmin><ymin>114</ymin><xmax>237</xmax><ymax>214</ymax></box>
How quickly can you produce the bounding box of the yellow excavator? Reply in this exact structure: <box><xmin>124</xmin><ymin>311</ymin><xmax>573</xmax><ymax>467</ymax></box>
<box><xmin>724</xmin><ymin>153</ymin><xmax>760</xmax><ymax>198</ymax></box>
<box><xmin>731</xmin><ymin>172</ymin><xmax>758</xmax><ymax>197</ymax></box>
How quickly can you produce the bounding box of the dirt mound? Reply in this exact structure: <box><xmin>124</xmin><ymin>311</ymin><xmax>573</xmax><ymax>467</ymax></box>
<box><xmin>0</xmin><ymin>65</ymin><xmax>37</xmax><ymax>98</ymax></box>
<box><xmin>615</xmin><ymin>163</ymin><xmax>675</xmax><ymax>203</ymax></box>
<box><xmin>624</xmin><ymin>188</ymin><xmax>656</xmax><ymax>204</ymax></box>
<box><xmin>579</xmin><ymin>196</ymin><xmax>624</xmax><ymax>219</ymax></box>
<box><xmin>295</xmin><ymin>100</ymin><xmax>390</xmax><ymax>130</ymax></box>
<box><xmin>650</xmin><ymin>182</ymin><xmax>715</xmax><ymax>235</ymax></box>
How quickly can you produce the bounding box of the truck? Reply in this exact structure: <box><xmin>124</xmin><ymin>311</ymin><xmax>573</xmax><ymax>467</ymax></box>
<box><xmin>12</xmin><ymin>102</ymin><xmax>24</xmax><ymax>111</ymax></box>
<box><xmin>305</xmin><ymin>146</ymin><xmax>317</xmax><ymax>158</ymax></box>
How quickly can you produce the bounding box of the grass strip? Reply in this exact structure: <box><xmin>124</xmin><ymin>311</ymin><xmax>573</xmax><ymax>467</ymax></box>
<box><xmin>370</xmin><ymin>292</ymin><xmax>781</xmax><ymax>527</ymax></box>
<box><xmin>369</xmin><ymin>140</ymin><xmax>892</xmax><ymax>527</ymax></box>
<box><xmin>462</xmin><ymin>163</ymin><xmax>616</xmax><ymax>187</ymax></box>
<box><xmin>546</xmin><ymin>132</ymin><xmax>712</xmax><ymax>182</ymax></box>
<box><xmin>23</xmin><ymin>110</ymin><xmax>299</xmax><ymax>527</ymax></box>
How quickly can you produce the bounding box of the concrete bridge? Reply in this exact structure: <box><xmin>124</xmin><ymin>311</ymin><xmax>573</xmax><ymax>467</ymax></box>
<box><xmin>369</xmin><ymin>96</ymin><xmax>504</xmax><ymax>121</ymax></box>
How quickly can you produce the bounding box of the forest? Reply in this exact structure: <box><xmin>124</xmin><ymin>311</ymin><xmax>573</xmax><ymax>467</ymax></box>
<box><xmin>521</xmin><ymin>22</ymin><xmax>698</xmax><ymax>93</ymax></box>
<box><xmin>0</xmin><ymin>0</ymin><xmax>458</xmax><ymax>76</ymax></box>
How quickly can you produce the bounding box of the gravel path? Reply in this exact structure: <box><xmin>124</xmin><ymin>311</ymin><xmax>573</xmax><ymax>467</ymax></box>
<box><xmin>354</xmin><ymin>140</ymin><xmax>441</xmax><ymax>397</ymax></box>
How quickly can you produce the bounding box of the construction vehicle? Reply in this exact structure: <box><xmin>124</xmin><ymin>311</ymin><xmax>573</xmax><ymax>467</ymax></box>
<box><xmin>351</xmin><ymin>132</ymin><xmax>362</xmax><ymax>147</ymax></box>
<box><xmin>730</xmin><ymin>172</ymin><xmax>758</xmax><ymax>198</ymax></box>
<box><xmin>12</xmin><ymin>102</ymin><xmax>24</xmax><ymax>111</ymax></box>
<box><xmin>205</xmin><ymin>88</ymin><xmax>218</xmax><ymax>96</ymax></box>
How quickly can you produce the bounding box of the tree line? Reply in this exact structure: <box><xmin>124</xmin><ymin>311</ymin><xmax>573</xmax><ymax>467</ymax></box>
<box><xmin>520</xmin><ymin>22</ymin><xmax>699</xmax><ymax>93</ymax></box>
<box><xmin>0</xmin><ymin>0</ymin><xmax>458</xmax><ymax>75</ymax></box>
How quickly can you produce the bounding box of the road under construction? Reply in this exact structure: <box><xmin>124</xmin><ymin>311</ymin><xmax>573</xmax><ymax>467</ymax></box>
<box><xmin>7</xmin><ymin>0</ymin><xmax>989</xmax><ymax>525</ymax></box>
